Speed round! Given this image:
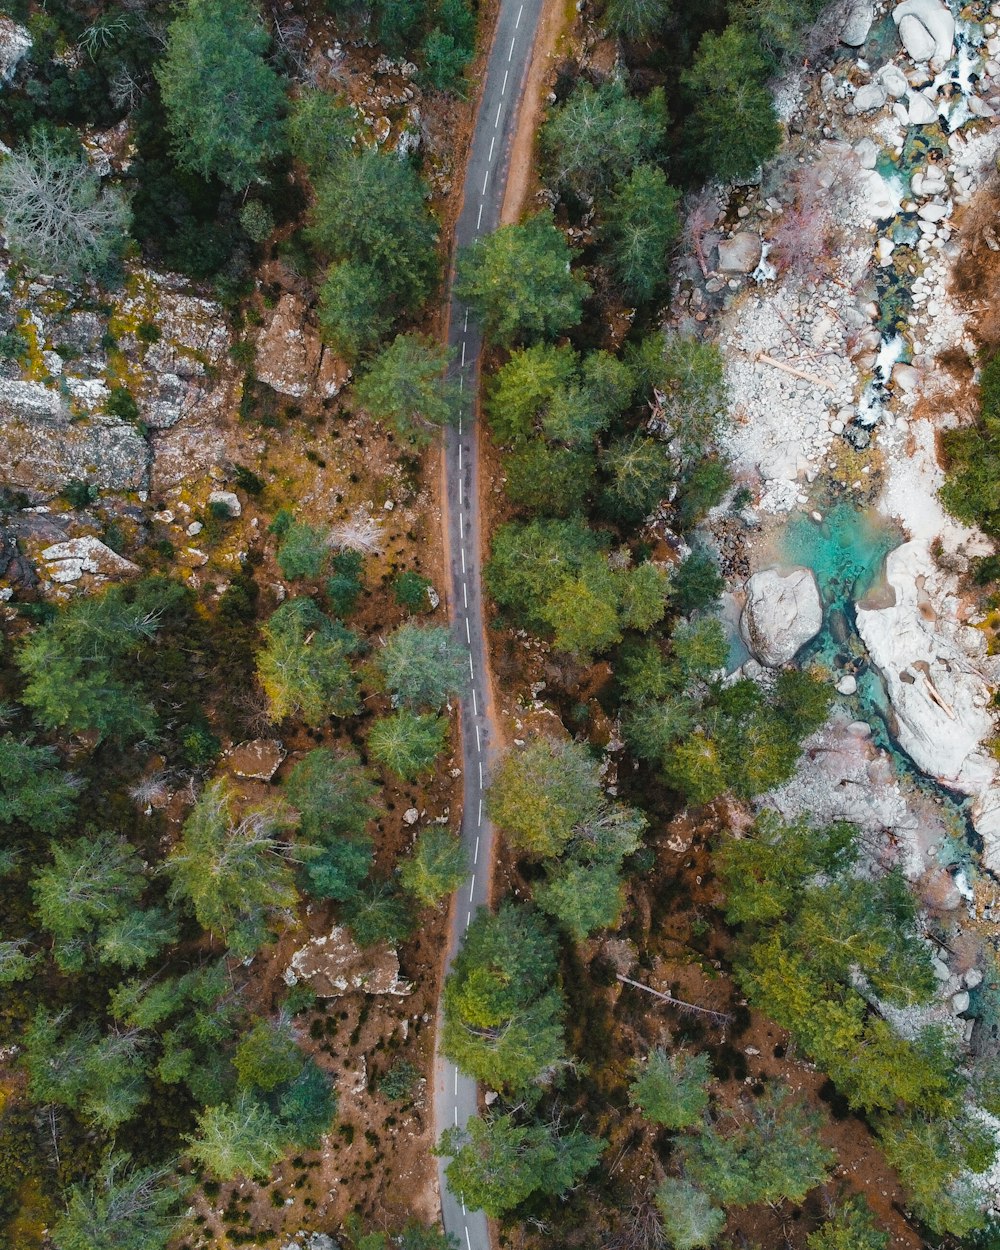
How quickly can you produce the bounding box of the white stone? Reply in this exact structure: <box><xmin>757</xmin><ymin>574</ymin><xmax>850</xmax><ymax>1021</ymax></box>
<box><xmin>876</xmin><ymin>236</ymin><xmax>896</xmax><ymax>265</ymax></box>
<box><xmin>0</xmin><ymin>18</ymin><xmax>30</xmax><ymax>85</ymax></box>
<box><xmin>841</xmin><ymin>0</ymin><xmax>874</xmax><ymax>44</ymax></box>
<box><xmin>854</xmin><ymin>82</ymin><xmax>888</xmax><ymax>112</ymax></box>
<box><xmin>952</xmin><ymin>990</ymin><xmax>970</xmax><ymax>1014</ymax></box>
<box><xmin>186</xmin><ymin>521</ymin><xmax>203</xmax><ymax>536</ymax></box>
<box><xmin>208</xmin><ymin>489</ymin><xmax>242</xmax><ymax>517</ymax></box>
<box><xmin>906</xmin><ymin>89</ymin><xmax>939</xmax><ymax>124</ymax></box>
<box><xmin>965</xmin><ymin>967</ymin><xmax>984</xmax><ymax>989</ymax></box>
<box><xmin>878</xmin><ymin>63</ymin><xmax>910</xmax><ymax>96</ymax></box>
<box><xmin>917</xmin><ymin>200</ymin><xmax>949</xmax><ymax>221</ymax></box>
<box><xmin>893</xmin><ymin>0</ymin><xmax>955</xmax><ymax>66</ymax></box>
<box><xmin>740</xmin><ymin>566</ymin><xmax>823</xmax><ymax>667</ymax></box>
<box><xmin>836</xmin><ymin>674</ymin><xmax>858</xmax><ymax>695</ymax></box>
<box><xmin>717</xmin><ymin>233</ymin><xmax>763</xmax><ymax>274</ymax></box>
<box><xmin>41</xmin><ymin>537</ymin><xmax>140</xmax><ymax>584</ymax></box>
<box><xmin>856</xmin><ymin>541</ymin><xmax>1000</xmax><ymax>836</ymax></box>
<box><xmin>897</xmin><ymin>12</ymin><xmax>937</xmax><ymax>61</ymax></box>
<box><xmin>403</xmin><ymin>807</ymin><xmax>419</xmax><ymax>825</ymax></box>
<box><xmin>855</xmin><ymin>136</ymin><xmax>880</xmax><ymax>168</ymax></box>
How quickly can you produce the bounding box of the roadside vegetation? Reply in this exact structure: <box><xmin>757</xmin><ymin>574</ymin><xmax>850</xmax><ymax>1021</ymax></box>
<box><xmin>0</xmin><ymin>0</ymin><xmax>995</xmax><ymax>1246</ymax></box>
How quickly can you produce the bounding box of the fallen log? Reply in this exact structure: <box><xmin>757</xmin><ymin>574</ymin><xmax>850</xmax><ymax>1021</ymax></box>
<box><xmin>616</xmin><ymin>974</ymin><xmax>731</xmax><ymax>1024</ymax></box>
<box><xmin>754</xmin><ymin>351</ymin><xmax>837</xmax><ymax>391</ymax></box>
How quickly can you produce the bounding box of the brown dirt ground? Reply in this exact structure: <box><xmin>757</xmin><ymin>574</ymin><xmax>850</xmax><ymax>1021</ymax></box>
<box><xmin>499</xmin><ymin>0</ymin><xmax>576</xmax><ymax>226</ymax></box>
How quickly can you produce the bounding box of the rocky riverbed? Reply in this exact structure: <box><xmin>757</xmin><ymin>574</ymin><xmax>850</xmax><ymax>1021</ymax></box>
<box><xmin>674</xmin><ymin>0</ymin><xmax>1000</xmax><ymax>1091</ymax></box>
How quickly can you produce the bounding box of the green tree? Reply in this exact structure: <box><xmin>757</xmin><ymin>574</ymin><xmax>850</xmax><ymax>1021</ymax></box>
<box><xmin>168</xmin><ymin>779</ymin><xmax>299</xmax><ymax>958</ymax></box>
<box><xmin>442</xmin><ymin>903</ymin><xmax>568</xmax><ymax>1092</ymax></box>
<box><xmin>0</xmin><ymin>736</ymin><xmax>80</xmax><ymax>832</ymax></box>
<box><xmin>539</xmin><ymin>79</ymin><xmax>666</xmax><ymax>200</ymax></box>
<box><xmin>654</xmin><ymin>1178</ymin><xmax>725</xmax><ymax>1250</ymax></box>
<box><xmin>806</xmin><ymin>1196</ymin><xmax>888</xmax><ymax>1250</ymax></box>
<box><xmin>355</xmin><ymin>335</ymin><xmax>456</xmax><ymax>445</ymax></box>
<box><xmin>629</xmin><ymin>1048</ymin><xmax>711</xmax><ymax>1129</ymax></box>
<box><xmin>486</xmin><ymin>737</ymin><xmax>603</xmax><ymax>858</ymax></box>
<box><xmin>17</xmin><ymin>587</ymin><xmax>161</xmax><ymax>742</ymax></box>
<box><xmin>311</xmin><ymin>150</ymin><xmax>438</xmax><ymax>357</ymax></box>
<box><xmin>602</xmin><ymin>432</ymin><xmax>676</xmax><ymax>521</ymax></box>
<box><xmin>437</xmin><ymin>1113</ymin><xmax>602</xmax><ymax>1216</ymax></box>
<box><xmin>33</xmin><ymin>833</ymin><xmax>169</xmax><ymax>973</ymax></box>
<box><xmin>288</xmin><ymin>88</ymin><xmax>355</xmax><ymax>178</ymax></box>
<box><xmin>258</xmin><ymin>598</ymin><xmax>361</xmax><ymax>725</ymax></box>
<box><xmin>343</xmin><ymin>881</ymin><xmax>414</xmax><ymax>946</ymax></box>
<box><xmin>681</xmin><ymin>26</ymin><xmax>781</xmax><ymax>183</ymax></box>
<box><xmin>235</xmin><ymin>1018</ymin><xmax>303</xmax><ymax>1092</ymax></box>
<box><xmin>604</xmin><ymin>0</ymin><xmax>672</xmax><ymax>42</ymax></box>
<box><xmin>377</xmin><ymin>623</ymin><xmax>466</xmax><ymax>710</ymax></box>
<box><xmin>277</xmin><ymin>1059</ymin><xmax>337</xmax><ymax>1145</ymax></box>
<box><xmin>285</xmin><ymin>747</ymin><xmax>376</xmax><ymax>902</ymax></box>
<box><xmin>326</xmin><ymin>550</ymin><xmax>366</xmax><ymax>616</ymax></box>
<box><xmin>539</xmin><ymin>350</ymin><xmax>635</xmax><ymax>447</ymax></box>
<box><xmin>0</xmin><ymin>939</ymin><xmax>37</xmax><ymax>985</ymax></box>
<box><xmin>187</xmin><ymin>1091</ymin><xmax>288</xmax><ymax>1180</ymax></box>
<box><xmin>318</xmin><ymin>260</ymin><xmax>395</xmax><ymax>360</ymax></box>
<box><xmin>277</xmin><ymin>523</ymin><xmax>329</xmax><ymax>580</ymax></box>
<box><xmin>486</xmin><ymin>518</ymin><xmax>666</xmax><ymax>658</ymax></box>
<box><xmin>534</xmin><ymin>858</ymin><xmax>625</xmax><ymax>940</ymax></box>
<box><xmin>505</xmin><ymin>442</ymin><xmax>595</xmax><ymax>516</ymax></box>
<box><xmin>678</xmin><ymin>1087</ymin><xmax>834</xmax><ymax>1207</ymax></box>
<box><xmin>421</xmin><ymin>28</ymin><xmax>472</xmax><ymax>93</ymax></box>
<box><xmin>0</xmin><ymin>139</ymin><xmax>131</xmax><ymax>280</ymax></box>
<box><xmin>486</xmin><ymin>342</ymin><xmax>577</xmax><ymax>444</ymax></box>
<box><xmin>456</xmin><ymin>212</ymin><xmax>590</xmax><ymax>346</ymax></box>
<box><xmin>52</xmin><ymin>1154</ymin><xmax>182</xmax><ymax>1250</ymax></box>
<box><xmin>368</xmin><ymin>710</ymin><xmax>449</xmax><ymax>780</ymax></box>
<box><xmin>285</xmin><ymin>747</ymin><xmax>378</xmax><ymax>840</ymax></box>
<box><xmin>156</xmin><ymin>0</ymin><xmax>286</xmax><ymax>190</ymax></box>
<box><xmin>602</xmin><ymin>165</ymin><xmax>680</xmax><ymax>304</ymax></box>
<box><xmin>875</xmin><ymin>1111</ymin><xmax>992</xmax><ymax>1238</ymax></box>
<box><xmin>24</xmin><ymin>1011</ymin><xmax>149</xmax><ymax>1133</ymax></box>
<box><xmin>668</xmin><ymin>551</ymin><xmax>723</xmax><ymax>612</ymax></box>
<box><xmin>400</xmin><ymin>827</ymin><xmax>468</xmax><ymax>906</ymax></box>
<box><xmin>394</xmin><ymin>569</ymin><xmax>433</xmax><ymax>611</ymax></box>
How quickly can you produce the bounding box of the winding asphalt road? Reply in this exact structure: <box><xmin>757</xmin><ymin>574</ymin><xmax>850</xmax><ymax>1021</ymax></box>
<box><xmin>432</xmin><ymin>2</ymin><xmax>544</xmax><ymax>1246</ymax></box>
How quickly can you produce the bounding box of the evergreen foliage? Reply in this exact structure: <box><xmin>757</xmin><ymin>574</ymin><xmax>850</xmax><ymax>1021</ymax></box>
<box><xmin>156</xmin><ymin>0</ymin><xmax>287</xmax><ymax>190</ymax></box>
<box><xmin>438</xmin><ymin>1112</ymin><xmax>603</xmax><ymax>1215</ymax></box>
<box><xmin>442</xmin><ymin>903</ymin><xmax>568</xmax><ymax>1091</ymax></box>
<box><xmin>456</xmin><ymin>213</ymin><xmax>591</xmax><ymax>346</ymax></box>
<box><xmin>257</xmin><ymin>598</ymin><xmax>361</xmax><ymax>724</ymax></box>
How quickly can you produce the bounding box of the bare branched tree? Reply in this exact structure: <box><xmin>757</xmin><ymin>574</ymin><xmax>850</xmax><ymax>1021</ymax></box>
<box><xmin>0</xmin><ymin>140</ymin><xmax>131</xmax><ymax>280</ymax></box>
<box><xmin>327</xmin><ymin>506</ymin><xmax>385</xmax><ymax>555</ymax></box>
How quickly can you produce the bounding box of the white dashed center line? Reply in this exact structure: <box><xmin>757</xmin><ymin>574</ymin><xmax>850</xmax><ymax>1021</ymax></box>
<box><xmin>474</xmin><ymin>835</ymin><xmax>480</xmax><ymax>864</ymax></box>
<box><xmin>508</xmin><ymin>35</ymin><xmax>516</xmax><ymax>59</ymax></box>
<box><xmin>477</xmin><ymin>203</ymin><xmax>483</xmax><ymax>229</ymax></box>
<box><xmin>488</xmin><ymin>136</ymin><xmax>495</xmax><ymax>162</ymax></box>
<box><xmin>469</xmin><ymin>874</ymin><xmax>476</xmax><ymax>901</ymax></box>
<box><xmin>465</xmin><ymin>617</ymin><xmax>471</xmax><ymax>644</ymax></box>
<box><xmin>495</xmin><ymin>102</ymin><xmax>502</xmax><ymax>127</ymax></box>
<box><xmin>501</xmin><ymin>69</ymin><xmax>508</xmax><ymax>94</ymax></box>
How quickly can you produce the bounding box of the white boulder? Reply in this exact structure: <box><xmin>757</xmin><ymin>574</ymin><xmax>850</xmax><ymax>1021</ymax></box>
<box><xmin>855</xmin><ymin>136</ymin><xmax>880</xmax><ymax>168</ymax></box>
<box><xmin>0</xmin><ymin>18</ymin><xmax>30</xmax><ymax>85</ymax></box>
<box><xmin>717</xmin><ymin>233</ymin><xmax>763</xmax><ymax>274</ymax></box>
<box><xmin>854</xmin><ymin>82</ymin><xmax>888</xmax><ymax>112</ymax></box>
<box><xmin>906</xmin><ymin>89</ymin><xmax>939</xmax><ymax>124</ymax></box>
<box><xmin>856</xmin><ymin>541</ymin><xmax>1000</xmax><ymax>862</ymax></box>
<box><xmin>841</xmin><ymin>0</ymin><xmax>874</xmax><ymax>44</ymax></box>
<box><xmin>893</xmin><ymin>0</ymin><xmax>955</xmax><ymax>67</ymax></box>
<box><xmin>208</xmin><ymin>489</ymin><xmax>241</xmax><ymax>517</ymax></box>
<box><xmin>740</xmin><ymin>566</ymin><xmax>823</xmax><ymax>667</ymax></box>
<box><xmin>878</xmin><ymin>63</ymin><xmax>910</xmax><ymax>96</ymax></box>
<box><xmin>40</xmin><ymin>537</ymin><xmax>140</xmax><ymax>585</ymax></box>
